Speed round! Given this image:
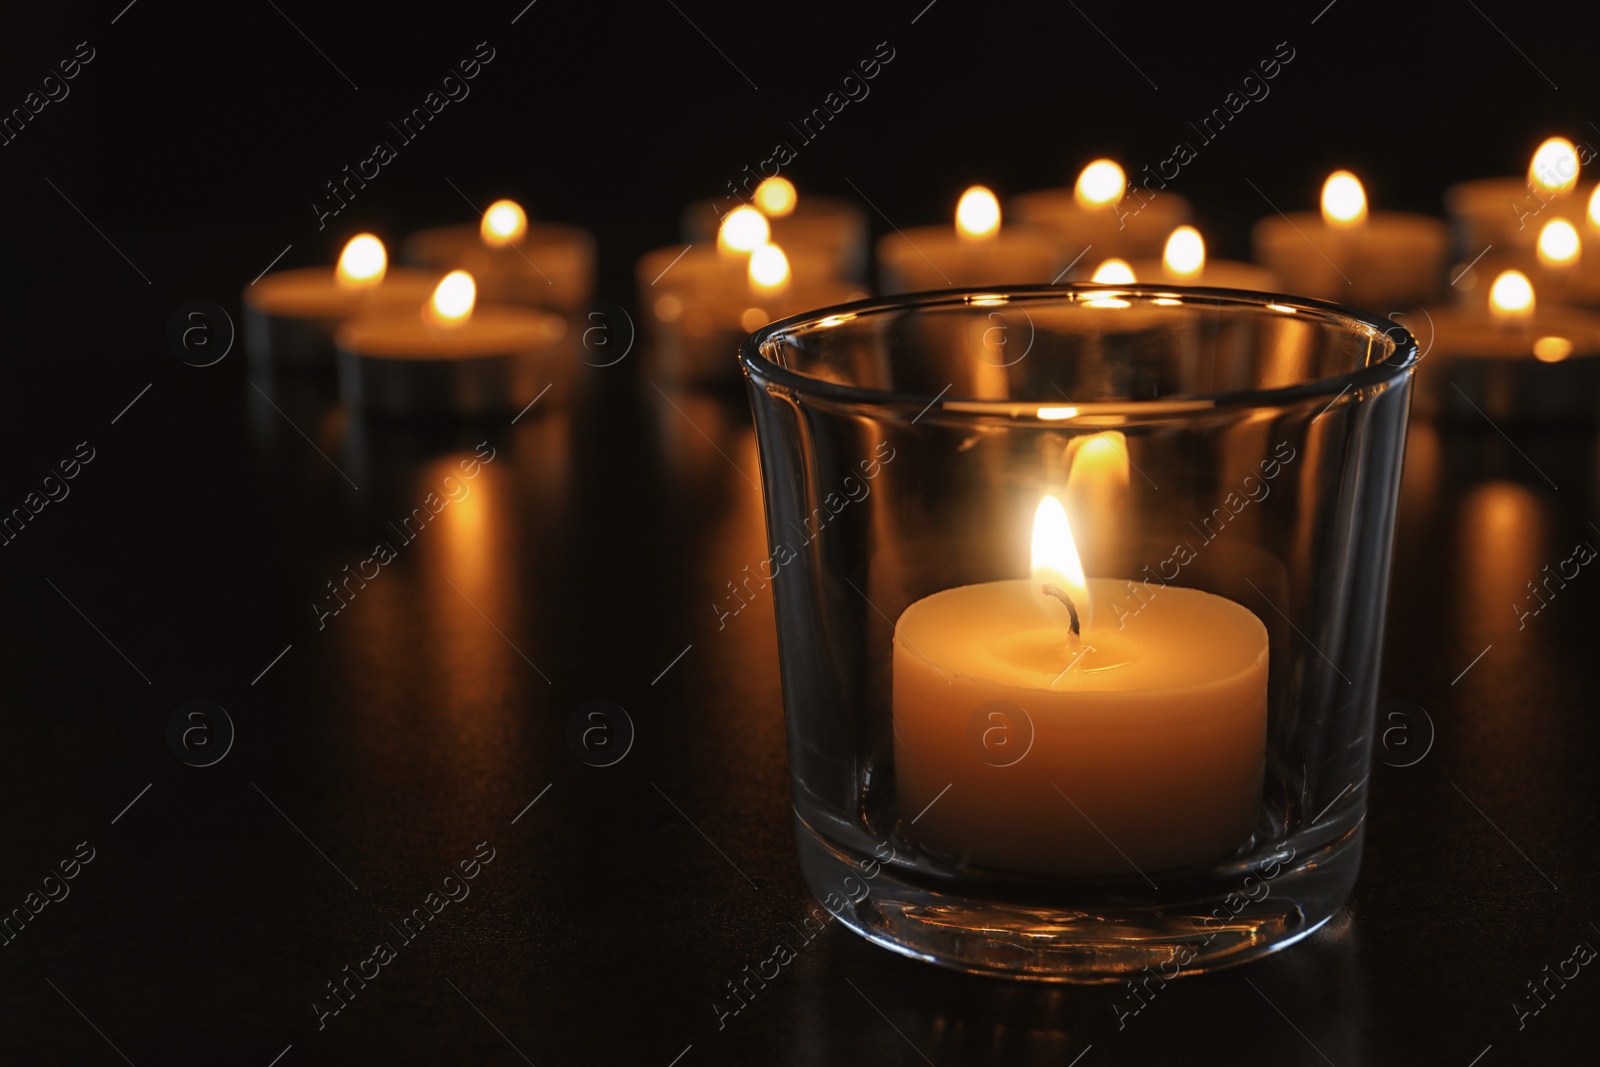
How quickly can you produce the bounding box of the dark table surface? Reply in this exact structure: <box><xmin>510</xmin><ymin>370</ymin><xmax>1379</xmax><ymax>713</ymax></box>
<box><xmin>4</xmin><ymin>3</ymin><xmax>1600</xmax><ymax>1062</ymax></box>
<box><xmin>1</xmin><ymin>335</ymin><xmax>1596</xmax><ymax>1066</ymax></box>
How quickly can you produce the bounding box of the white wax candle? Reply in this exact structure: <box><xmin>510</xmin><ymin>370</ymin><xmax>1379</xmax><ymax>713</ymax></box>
<box><xmin>893</xmin><ymin>575</ymin><xmax>1268</xmax><ymax>877</ymax></box>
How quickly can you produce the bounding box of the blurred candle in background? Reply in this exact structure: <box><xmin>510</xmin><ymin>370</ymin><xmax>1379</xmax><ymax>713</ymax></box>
<box><xmin>1446</xmin><ymin>136</ymin><xmax>1595</xmax><ymax>256</ymax></box>
<box><xmin>404</xmin><ymin>198</ymin><xmax>596</xmax><ymax>313</ymax></box>
<box><xmin>878</xmin><ymin>185</ymin><xmax>1061</xmax><ymax>293</ymax></box>
<box><xmin>244</xmin><ymin>233</ymin><xmax>441</xmax><ymax>372</ymax></box>
<box><xmin>1010</xmin><ymin>158</ymin><xmax>1193</xmax><ymax>262</ymax></box>
<box><xmin>1252</xmin><ymin>170</ymin><xmax>1449</xmax><ymax>310</ymax></box>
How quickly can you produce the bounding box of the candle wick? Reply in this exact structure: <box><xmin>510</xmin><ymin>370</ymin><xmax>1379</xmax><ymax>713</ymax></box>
<box><xmin>1040</xmin><ymin>582</ymin><xmax>1081</xmax><ymax>638</ymax></box>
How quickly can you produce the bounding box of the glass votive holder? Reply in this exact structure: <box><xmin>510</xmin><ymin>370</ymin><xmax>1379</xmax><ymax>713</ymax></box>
<box><xmin>404</xmin><ymin>218</ymin><xmax>595</xmax><ymax>313</ymax></box>
<box><xmin>742</xmin><ymin>285</ymin><xmax>1418</xmax><ymax>981</ymax></box>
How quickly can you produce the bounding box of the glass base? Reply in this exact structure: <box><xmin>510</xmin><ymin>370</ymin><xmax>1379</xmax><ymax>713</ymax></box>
<box><xmin>794</xmin><ymin>813</ymin><xmax>1362</xmax><ymax>983</ymax></box>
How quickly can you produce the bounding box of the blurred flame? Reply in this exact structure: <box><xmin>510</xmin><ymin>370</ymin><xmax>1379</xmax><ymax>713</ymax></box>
<box><xmin>956</xmin><ymin>185</ymin><xmax>1001</xmax><ymax>239</ymax></box>
<box><xmin>336</xmin><ymin>233</ymin><xmax>387</xmax><ymax>289</ymax></box>
<box><xmin>1091</xmin><ymin>258</ymin><xmax>1136</xmax><ymax>284</ymax></box>
<box><xmin>1489</xmin><ymin>270</ymin><xmax>1534</xmax><ymax>319</ymax></box>
<box><xmin>1075</xmin><ymin>159</ymin><xmax>1125</xmax><ymax>208</ymax></box>
<box><xmin>481</xmin><ymin>200</ymin><xmax>527</xmax><ymax>246</ymax></box>
<box><xmin>1537</xmin><ymin>219</ymin><xmax>1580</xmax><ymax>267</ymax></box>
<box><xmin>1321</xmin><ymin>171</ymin><xmax>1367</xmax><ymax>227</ymax></box>
<box><xmin>748</xmin><ymin>242</ymin><xmax>790</xmax><ymax>293</ymax></box>
<box><xmin>1163</xmin><ymin>226</ymin><xmax>1206</xmax><ymax>278</ymax></box>
<box><xmin>1529</xmin><ymin>137</ymin><xmax>1580</xmax><ymax>194</ymax></box>
<box><xmin>754</xmin><ymin>177</ymin><xmax>797</xmax><ymax>217</ymax></box>
<box><xmin>426</xmin><ymin>270</ymin><xmax>476</xmax><ymax>326</ymax></box>
<box><xmin>718</xmin><ymin>206</ymin><xmax>770</xmax><ymax>255</ymax></box>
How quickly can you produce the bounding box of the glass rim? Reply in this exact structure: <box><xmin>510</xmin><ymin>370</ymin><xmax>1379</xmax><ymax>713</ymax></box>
<box><xmin>740</xmin><ymin>284</ymin><xmax>1420</xmax><ymax>419</ymax></box>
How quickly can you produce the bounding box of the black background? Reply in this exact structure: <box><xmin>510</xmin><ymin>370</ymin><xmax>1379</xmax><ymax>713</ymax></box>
<box><xmin>2</xmin><ymin>2</ymin><xmax>1597</xmax><ymax>1065</ymax></box>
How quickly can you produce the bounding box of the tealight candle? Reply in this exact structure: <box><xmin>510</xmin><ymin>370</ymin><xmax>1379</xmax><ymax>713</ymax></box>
<box><xmin>1010</xmin><ymin>159</ymin><xmax>1193</xmax><ymax>262</ymax></box>
<box><xmin>1252</xmin><ymin>170</ymin><xmax>1449</xmax><ymax>309</ymax></box>
<box><xmin>1411</xmin><ymin>269</ymin><xmax>1600</xmax><ymax>423</ymax></box>
<box><xmin>893</xmin><ymin>470</ymin><xmax>1269</xmax><ymax>877</ymax></box>
<box><xmin>1449</xmin><ymin>217</ymin><xmax>1600</xmax><ymax>310</ymax></box>
<box><xmin>682</xmin><ymin>178</ymin><xmax>868</xmax><ymax>281</ymax></box>
<box><xmin>1446</xmin><ymin>136</ymin><xmax>1596</xmax><ymax>256</ymax></box>
<box><xmin>646</xmin><ymin>205</ymin><xmax>839</xmax><ymax>299</ymax></box>
<box><xmin>403</xmin><ymin>199</ymin><xmax>596</xmax><ymax>312</ymax></box>
<box><xmin>648</xmin><ymin>238</ymin><xmax>865</xmax><ymax>386</ymax></box>
<box><xmin>243</xmin><ymin>234</ymin><xmax>441</xmax><ymax>371</ymax></box>
<box><xmin>336</xmin><ymin>270</ymin><xmax>570</xmax><ymax>418</ymax></box>
<box><xmin>877</xmin><ymin>185</ymin><xmax>1061</xmax><ymax>293</ymax></box>
<box><xmin>1068</xmin><ymin>227</ymin><xmax>1278</xmax><ymax>291</ymax></box>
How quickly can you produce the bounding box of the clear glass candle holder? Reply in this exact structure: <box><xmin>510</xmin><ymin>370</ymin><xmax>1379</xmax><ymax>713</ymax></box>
<box><xmin>742</xmin><ymin>285</ymin><xmax>1418</xmax><ymax>981</ymax></box>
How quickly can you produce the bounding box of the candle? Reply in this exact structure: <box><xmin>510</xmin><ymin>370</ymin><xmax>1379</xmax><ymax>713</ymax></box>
<box><xmin>1252</xmin><ymin>170</ymin><xmax>1449</xmax><ymax>310</ymax></box>
<box><xmin>877</xmin><ymin>185</ymin><xmax>1061</xmax><ymax>293</ymax></box>
<box><xmin>893</xmin><ymin>455</ymin><xmax>1269</xmax><ymax>877</ymax></box>
<box><xmin>1449</xmin><ymin>217</ymin><xmax>1600</xmax><ymax>310</ymax></box>
<box><xmin>336</xmin><ymin>270</ymin><xmax>570</xmax><ymax>417</ymax></box>
<box><xmin>639</xmin><ymin>206</ymin><xmax>838</xmax><ymax>314</ymax></box>
<box><xmin>1075</xmin><ymin>226</ymin><xmax>1278</xmax><ymax>291</ymax></box>
<box><xmin>1446</xmin><ymin>136</ymin><xmax>1595</xmax><ymax>255</ymax></box>
<box><xmin>243</xmin><ymin>234</ymin><xmax>441</xmax><ymax>370</ymax></box>
<box><xmin>1010</xmin><ymin>158</ymin><xmax>1193</xmax><ymax>261</ymax></box>
<box><xmin>1411</xmin><ymin>269</ymin><xmax>1600</xmax><ymax>423</ymax></box>
<box><xmin>647</xmin><ymin>236</ymin><xmax>865</xmax><ymax>386</ymax></box>
<box><xmin>403</xmin><ymin>199</ymin><xmax>596</xmax><ymax>312</ymax></box>
<box><xmin>682</xmin><ymin>178</ymin><xmax>868</xmax><ymax>281</ymax></box>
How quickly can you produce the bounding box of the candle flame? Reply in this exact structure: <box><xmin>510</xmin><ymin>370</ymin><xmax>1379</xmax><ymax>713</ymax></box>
<box><xmin>426</xmin><ymin>269</ymin><xmax>476</xmax><ymax>326</ymax></box>
<box><xmin>336</xmin><ymin>233</ymin><xmax>387</xmax><ymax>289</ymax></box>
<box><xmin>1533</xmin><ymin>336</ymin><xmax>1572</xmax><ymax>363</ymax></box>
<box><xmin>1537</xmin><ymin>219</ymin><xmax>1580</xmax><ymax>267</ymax></box>
<box><xmin>1529</xmin><ymin>137</ymin><xmax>1580</xmax><ymax>195</ymax></box>
<box><xmin>955</xmin><ymin>185</ymin><xmax>1001</xmax><ymax>240</ymax></box>
<box><xmin>1162</xmin><ymin>226</ymin><xmax>1206</xmax><ymax>278</ymax></box>
<box><xmin>1588</xmin><ymin>186</ymin><xmax>1600</xmax><ymax>229</ymax></box>
<box><xmin>748</xmin><ymin>242</ymin><xmax>790</xmax><ymax>293</ymax></box>
<box><xmin>1321</xmin><ymin>171</ymin><xmax>1367</xmax><ymax>227</ymax></box>
<box><xmin>1074</xmin><ymin>159</ymin><xmax>1125</xmax><ymax>208</ymax></box>
<box><xmin>1489</xmin><ymin>269</ymin><xmax>1535</xmax><ymax>320</ymax></box>
<box><xmin>1091</xmin><ymin>258</ymin><xmax>1136</xmax><ymax>284</ymax></box>
<box><xmin>718</xmin><ymin>206</ymin><xmax>771</xmax><ymax>255</ymax></box>
<box><xmin>753</xmin><ymin>176</ymin><xmax>797</xmax><ymax>217</ymax></box>
<box><xmin>480</xmin><ymin>199</ymin><xmax>527</xmax><ymax>246</ymax></box>
<box><xmin>1031</xmin><ymin>495</ymin><xmax>1090</xmax><ymax>634</ymax></box>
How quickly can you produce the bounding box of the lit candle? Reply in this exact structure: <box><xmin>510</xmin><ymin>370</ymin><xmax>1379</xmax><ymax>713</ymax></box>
<box><xmin>642</xmin><ymin>232</ymin><xmax>865</xmax><ymax>386</ymax></box>
<box><xmin>682</xmin><ymin>178</ymin><xmax>868</xmax><ymax>281</ymax></box>
<box><xmin>1010</xmin><ymin>158</ymin><xmax>1194</xmax><ymax>262</ymax></box>
<box><xmin>336</xmin><ymin>270</ymin><xmax>571</xmax><ymax>417</ymax></box>
<box><xmin>403</xmin><ymin>198</ymin><xmax>596</xmax><ymax>312</ymax></box>
<box><xmin>1252</xmin><ymin>170</ymin><xmax>1449</xmax><ymax>309</ymax></box>
<box><xmin>1447</xmin><ymin>213</ymin><xmax>1600</xmax><ymax>311</ymax></box>
<box><xmin>1410</xmin><ymin>269</ymin><xmax>1600</xmax><ymax>423</ymax></box>
<box><xmin>1082</xmin><ymin>226</ymin><xmax>1278</xmax><ymax>291</ymax></box>
<box><xmin>243</xmin><ymin>233</ymin><xmax>441</xmax><ymax>370</ymax></box>
<box><xmin>892</xmin><ymin>449</ymin><xmax>1269</xmax><ymax>877</ymax></box>
<box><xmin>1446</xmin><ymin>137</ymin><xmax>1594</xmax><ymax>256</ymax></box>
<box><xmin>877</xmin><ymin>185</ymin><xmax>1062</xmax><ymax>293</ymax></box>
